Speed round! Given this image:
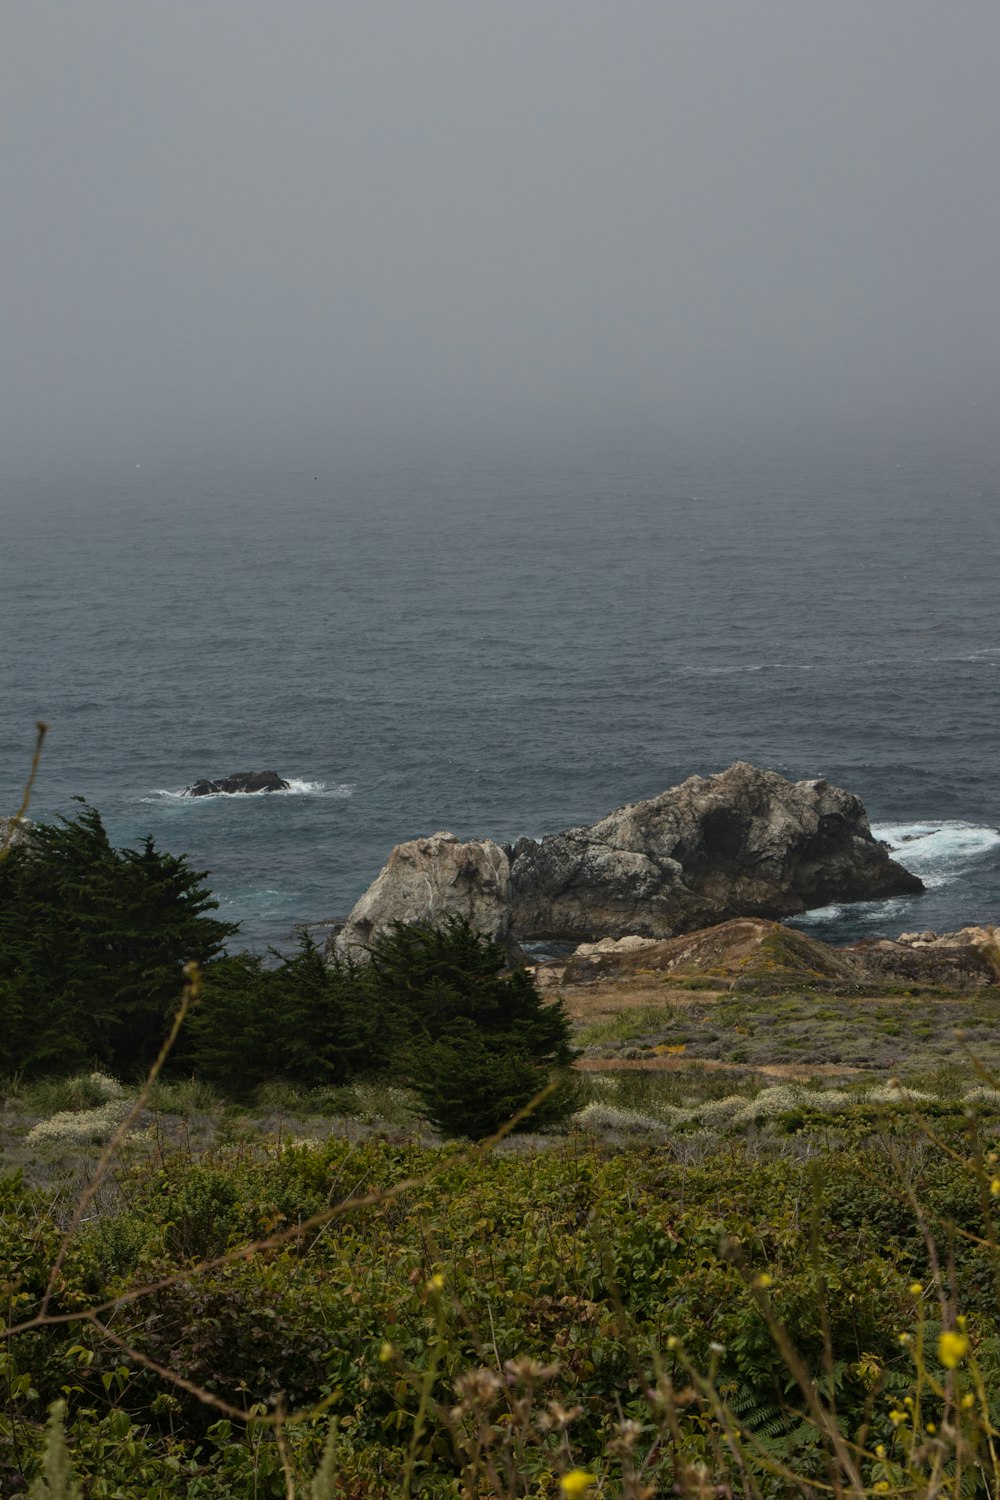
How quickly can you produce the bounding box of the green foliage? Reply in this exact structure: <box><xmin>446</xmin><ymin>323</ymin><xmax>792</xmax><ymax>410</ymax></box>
<box><xmin>28</xmin><ymin>1402</ymin><xmax>82</xmax><ymax>1500</ymax></box>
<box><xmin>0</xmin><ymin>804</ymin><xmax>236</xmax><ymax>1077</ymax></box>
<box><xmin>6</xmin><ymin>1129</ymin><xmax>1000</xmax><ymax>1495</ymax></box>
<box><xmin>189</xmin><ymin>938</ymin><xmax>387</xmax><ymax>1100</ymax></box>
<box><xmin>364</xmin><ymin>917</ymin><xmax>578</xmax><ymax>1137</ymax></box>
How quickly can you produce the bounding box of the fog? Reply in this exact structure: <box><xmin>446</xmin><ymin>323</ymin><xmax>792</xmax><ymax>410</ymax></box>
<box><xmin>3</xmin><ymin>1</ymin><xmax>999</xmax><ymax>470</ymax></box>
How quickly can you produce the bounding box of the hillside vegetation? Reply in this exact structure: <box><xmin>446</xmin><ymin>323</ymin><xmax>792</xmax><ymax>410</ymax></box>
<box><xmin>4</xmin><ymin>805</ymin><xmax>1000</xmax><ymax>1496</ymax></box>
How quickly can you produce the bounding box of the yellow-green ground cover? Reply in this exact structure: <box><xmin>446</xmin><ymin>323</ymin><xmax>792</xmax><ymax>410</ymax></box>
<box><xmin>6</xmin><ymin>1103</ymin><xmax>1000</xmax><ymax>1498</ymax></box>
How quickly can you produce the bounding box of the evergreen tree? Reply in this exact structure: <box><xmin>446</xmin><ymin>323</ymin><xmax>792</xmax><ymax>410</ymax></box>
<box><xmin>190</xmin><ymin>938</ymin><xmax>386</xmax><ymax>1100</ymax></box>
<box><xmin>365</xmin><ymin>917</ymin><xmax>578</xmax><ymax>1138</ymax></box>
<box><xmin>0</xmin><ymin>803</ymin><xmax>236</xmax><ymax>1077</ymax></box>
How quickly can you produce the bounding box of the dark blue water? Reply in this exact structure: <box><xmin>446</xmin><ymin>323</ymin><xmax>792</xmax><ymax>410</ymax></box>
<box><xmin>2</xmin><ymin>438</ymin><xmax>998</xmax><ymax>951</ymax></box>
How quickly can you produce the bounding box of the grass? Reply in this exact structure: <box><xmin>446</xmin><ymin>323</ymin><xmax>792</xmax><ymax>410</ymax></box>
<box><xmin>577</xmin><ymin>1003</ymin><xmax>675</xmax><ymax>1048</ymax></box>
<box><xmin>9</xmin><ymin>1116</ymin><xmax>1000</xmax><ymax>1497</ymax></box>
<box><xmin>571</xmin><ymin>985</ymin><xmax>1000</xmax><ymax>1081</ymax></box>
<box><xmin>6</xmin><ymin>933</ymin><xmax>1000</xmax><ymax>1494</ymax></box>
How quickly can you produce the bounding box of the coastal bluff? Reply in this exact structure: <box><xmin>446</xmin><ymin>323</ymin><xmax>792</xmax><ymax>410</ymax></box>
<box><xmin>331</xmin><ymin>762</ymin><xmax>923</xmax><ymax>960</ymax></box>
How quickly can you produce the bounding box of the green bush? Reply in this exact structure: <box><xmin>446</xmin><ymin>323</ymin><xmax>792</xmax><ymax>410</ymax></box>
<box><xmin>364</xmin><ymin>917</ymin><xmax>578</xmax><ymax>1138</ymax></box>
<box><xmin>189</xmin><ymin>938</ymin><xmax>388</xmax><ymax>1100</ymax></box>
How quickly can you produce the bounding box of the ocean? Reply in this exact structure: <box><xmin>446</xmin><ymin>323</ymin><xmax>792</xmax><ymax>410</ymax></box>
<box><xmin>2</xmin><ymin>435</ymin><xmax>998</xmax><ymax>953</ymax></box>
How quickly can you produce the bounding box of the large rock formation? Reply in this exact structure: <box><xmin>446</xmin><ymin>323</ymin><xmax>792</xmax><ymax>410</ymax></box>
<box><xmin>185</xmin><ymin>771</ymin><xmax>290</xmax><ymax>796</ymax></box>
<box><xmin>333</xmin><ymin>831</ymin><xmax>513</xmax><ymax>960</ymax></box>
<box><xmin>508</xmin><ymin>762</ymin><xmax>922</xmax><ymax>942</ymax></box>
<box><xmin>332</xmin><ymin>764</ymin><xmax>923</xmax><ymax>958</ymax></box>
<box><xmin>0</xmin><ymin>815</ymin><xmax>32</xmax><ymax>854</ymax></box>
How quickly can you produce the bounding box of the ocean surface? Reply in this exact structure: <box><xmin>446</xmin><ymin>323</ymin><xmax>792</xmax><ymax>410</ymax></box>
<box><xmin>2</xmin><ymin>436</ymin><xmax>999</xmax><ymax>953</ymax></box>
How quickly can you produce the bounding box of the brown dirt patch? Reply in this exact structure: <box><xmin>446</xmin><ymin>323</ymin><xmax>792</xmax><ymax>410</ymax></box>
<box><xmin>574</xmin><ymin>1057</ymin><xmax>869</xmax><ymax>1081</ymax></box>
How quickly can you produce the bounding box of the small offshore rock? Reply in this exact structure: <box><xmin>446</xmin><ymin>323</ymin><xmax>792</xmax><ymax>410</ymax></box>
<box><xmin>186</xmin><ymin>770</ymin><xmax>290</xmax><ymax>796</ymax></box>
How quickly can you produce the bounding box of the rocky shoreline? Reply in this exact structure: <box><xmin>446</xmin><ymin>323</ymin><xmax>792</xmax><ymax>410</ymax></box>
<box><xmin>330</xmin><ymin>762</ymin><xmax>923</xmax><ymax>961</ymax></box>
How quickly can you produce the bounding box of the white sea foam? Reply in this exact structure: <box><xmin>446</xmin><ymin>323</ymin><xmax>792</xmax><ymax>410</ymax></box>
<box><xmin>793</xmin><ymin>819</ymin><xmax>1000</xmax><ymax>929</ymax></box>
<box><xmin>139</xmin><ymin>779</ymin><xmax>354</xmax><ymax>803</ymax></box>
<box><xmin>871</xmin><ymin>820</ymin><xmax>1000</xmax><ymax>889</ymax></box>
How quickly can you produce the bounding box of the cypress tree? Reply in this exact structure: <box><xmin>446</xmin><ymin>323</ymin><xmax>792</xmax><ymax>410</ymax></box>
<box><xmin>365</xmin><ymin>916</ymin><xmax>579</xmax><ymax>1138</ymax></box>
<box><xmin>0</xmin><ymin>803</ymin><xmax>236</xmax><ymax>1077</ymax></box>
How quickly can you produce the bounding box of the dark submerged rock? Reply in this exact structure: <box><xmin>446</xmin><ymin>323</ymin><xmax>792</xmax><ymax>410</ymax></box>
<box><xmin>186</xmin><ymin>770</ymin><xmax>290</xmax><ymax>797</ymax></box>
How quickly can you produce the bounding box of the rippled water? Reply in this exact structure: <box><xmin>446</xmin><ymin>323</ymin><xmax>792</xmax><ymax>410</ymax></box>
<box><xmin>2</xmin><ymin>436</ymin><xmax>998</xmax><ymax>950</ymax></box>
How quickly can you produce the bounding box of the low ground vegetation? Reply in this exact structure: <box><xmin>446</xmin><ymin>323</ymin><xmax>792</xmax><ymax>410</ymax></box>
<box><xmin>7</xmin><ymin>806</ymin><xmax>1000</xmax><ymax>1494</ymax></box>
<box><xmin>5</xmin><ymin>1121</ymin><xmax>1000</xmax><ymax>1497</ymax></box>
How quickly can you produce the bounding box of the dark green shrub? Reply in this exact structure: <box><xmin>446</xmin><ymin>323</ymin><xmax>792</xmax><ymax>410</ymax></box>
<box><xmin>364</xmin><ymin>917</ymin><xmax>578</xmax><ymax>1138</ymax></box>
<box><xmin>189</xmin><ymin>938</ymin><xmax>388</xmax><ymax>1100</ymax></box>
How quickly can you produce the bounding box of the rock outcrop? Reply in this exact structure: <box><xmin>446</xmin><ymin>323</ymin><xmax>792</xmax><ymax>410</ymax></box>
<box><xmin>186</xmin><ymin>771</ymin><xmax>290</xmax><ymax>796</ymax></box>
<box><xmin>332</xmin><ymin>831</ymin><xmax>513</xmax><ymax>960</ymax></box>
<box><xmin>848</xmin><ymin>927</ymin><xmax>1000</xmax><ymax>988</ymax></box>
<box><xmin>508</xmin><ymin>762</ymin><xmax>922</xmax><ymax>942</ymax></box>
<box><xmin>332</xmin><ymin>764</ymin><xmax>923</xmax><ymax>958</ymax></box>
<box><xmin>553</xmin><ymin>918</ymin><xmax>861</xmax><ymax>988</ymax></box>
<box><xmin>0</xmin><ymin>815</ymin><xmax>32</xmax><ymax>853</ymax></box>
<box><xmin>539</xmin><ymin>919</ymin><xmax>999</xmax><ymax>993</ymax></box>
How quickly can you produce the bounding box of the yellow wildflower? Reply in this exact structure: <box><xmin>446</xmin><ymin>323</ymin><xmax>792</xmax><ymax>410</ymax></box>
<box><xmin>874</xmin><ymin>1445</ymin><xmax>886</xmax><ymax>1458</ymax></box>
<box><xmin>379</xmin><ymin>1342</ymin><xmax>393</xmax><ymax>1363</ymax></box>
<box><xmin>990</xmin><ymin>1178</ymin><xmax>1000</xmax><ymax>1196</ymax></box>
<box><xmin>938</xmin><ymin>1330</ymin><xmax>970</xmax><ymax>1369</ymax></box>
<box><xmin>427</xmin><ymin>1272</ymin><xmax>445</xmax><ymax>1292</ymax></box>
<box><xmin>925</xmin><ymin>1422</ymin><xmax>937</xmax><ymax>1435</ymax></box>
<box><xmin>560</xmin><ymin>1472</ymin><xmax>597</xmax><ymax>1497</ymax></box>
<box><xmin>909</xmin><ymin>1281</ymin><xmax>924</xmax><ymax>1296</ymax></box>
<box><xmin>962</xmin><ymin>1392</ymin><xmax>976</xmax><ymax>1409</ymax></box>
<box><xmin>755</xmin><ymin>1272</ymin><xmax>773</xmax><ymax>1289</ymax></box>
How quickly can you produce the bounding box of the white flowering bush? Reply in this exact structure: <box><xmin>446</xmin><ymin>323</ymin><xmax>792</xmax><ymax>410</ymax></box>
<box><xmin>572</xmin><ymin>1101</ymin><xmax>672</xmax><ymax>1136</ymax></box>
<box><xmin>26</xmin><ymin>1099</ymin><xmax>131</xmax><ymax>1148</ymax></box>
<box><xmin>85</xmin><ymin>1071</ymin><xmax>124</xmax><ymax>1101</ymax></box>
<box><xmin>862</xmin><ymin>1084</ymin><xmax>935</xmax><ymax>1105</ymax></box>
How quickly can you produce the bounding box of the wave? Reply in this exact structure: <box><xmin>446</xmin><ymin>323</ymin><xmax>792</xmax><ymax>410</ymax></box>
<box><xmin>871</xmin><ymin>820</ymin><xmax>1000</xmax><ymax>890</ymax></box>
<box><xmin>138</xmin><ymin>779</ymin><xmax>354</xmax><ymax>803</ymax></box>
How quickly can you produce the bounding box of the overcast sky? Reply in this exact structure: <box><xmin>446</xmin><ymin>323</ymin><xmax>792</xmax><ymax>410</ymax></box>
<box><xmin>3</xmin><ymin>2</ymin><xmax>999</xmax><ymax>469</ymax></box>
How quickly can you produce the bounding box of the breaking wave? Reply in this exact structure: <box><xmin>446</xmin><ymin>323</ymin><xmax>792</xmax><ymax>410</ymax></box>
<box><xmin>792</xmin><ymin>819</ymin><xmax>1000</xmax><ymax>935</ymax></box>
<box><xmin>871</xmin><ymin>820</ymin><xmax>1000</xmax><ymax>890</ymax></box>
<box><xmin>139</xmin><ymin>779</ymin><xmax>354</xmax><ymax>803</ymax></box>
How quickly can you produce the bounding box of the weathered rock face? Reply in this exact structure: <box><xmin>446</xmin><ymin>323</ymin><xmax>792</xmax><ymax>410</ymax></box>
<box><xmin>849</xmin><ymin>927</ymin><xmax>1000</xmax><ymax>988</ymax></box>
<box><xmin>332</xmin><ymin>831</ymin><xmax>513</xmax><ymax>960</ymax></box>
<box><xmin>0</xmin><ymin>815</ymin><xmax>32</xmax><ymax>853</ymax></box>
<box><xmin>186</xmin><ymin>771</ymin><xmax>290</xmax><ymax>796</ymax></box>
<box><xmin>330</xmin><ymin>765</ymin><xmax>923</xmax><ymax>961</ymax></box>
<box><xmin>508</xmin><ymin>762</ymin><xmax>922</xmax><ymax>943</ymax></box>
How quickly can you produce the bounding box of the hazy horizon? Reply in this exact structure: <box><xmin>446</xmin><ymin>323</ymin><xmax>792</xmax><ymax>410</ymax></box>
<box><xmin>3</xmin><ymin>1</ymin><xmax>999</xmax><ymax>474</ymax></box>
